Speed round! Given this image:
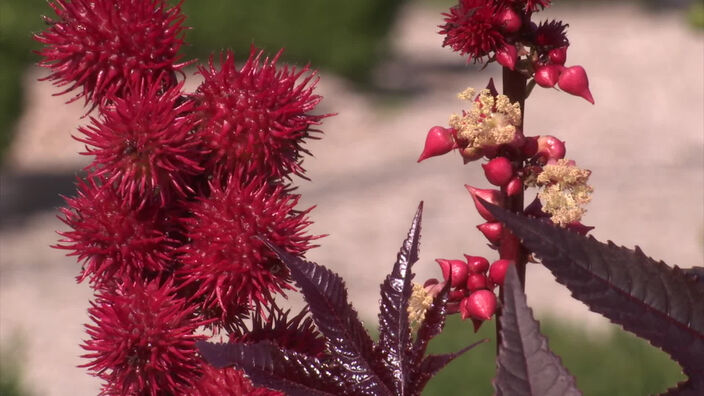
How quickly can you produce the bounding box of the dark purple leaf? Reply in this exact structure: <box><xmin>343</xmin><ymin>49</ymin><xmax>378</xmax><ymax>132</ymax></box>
<box><xmin>411</xmin><ymin>339</ymin><xmax>487</xmax><ymax>394</ymax></box>
<box><xmin>410</xmin><ymin>278</ymin><xmax>451</xmax><ymax>367</ymax></box>
<box><xmin>682</xmin><ymin>267</ymin><xmax>704</xmax><ymax>286</ymax></box>
<box><xmin>196</xmin><ymin>340</ymin><xmax>340</xmax><ymax>396</ymax></box>
<box><xmin>376</xmin><ymin>202</ymin><xmax>423</xmax><ymax>394</ymax></box>
<box><xmin>494</xmin><ymin>264</ymin><xmax>581</xmax><ymax>396</ymax></box>
<box><xmin>658</xmin><ymin>378</ymin><xmax>704</xmax><ymax>396</ymax></box>
<box><xmin>260</xmin><ymin>239</ymin><xmax>393</xmax><ymax>396</ymax></box>
<box><xmin>484</xmin><ymin>202</ymin><xmax>704</xmax><ymax>381</ymax></box>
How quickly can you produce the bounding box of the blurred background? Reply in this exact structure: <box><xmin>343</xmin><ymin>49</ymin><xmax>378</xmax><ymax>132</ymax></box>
<box><xmin>1</xmin><ymin>0</ymin><xmax>702</xmax><ymax>394</ymax></box>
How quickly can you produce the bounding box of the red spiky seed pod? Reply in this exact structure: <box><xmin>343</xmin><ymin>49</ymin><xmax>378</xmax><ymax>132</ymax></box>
<box><xmin>56</xmin><ymin>177</ymin><xmax>178</xmax><ymax>286</ymax></box>
<box><xmin>81</xmin><ymin>279</ymin><xmax>210</xmax><ymax>395</ymax></box>
<box><xmin>178</xmin><ymin>173</ymin><xmax>318</xmax><ymax>319</ymax></box>
<box><xmin>558</xmin><ymin>65</ymin><xmax>595</xmax><ymax>104</ymax></box>
<box><xmin>418</xmin><ymin>126</ymin><xmax>457</xmax><ymax>162</ymax></box>
<box><xmin>534</xmin><ymin>20</ymin><xmax>569</xmax><ymax>48</ymax></box>
<box><xmin>464</xmin><ymin>255</ymin><xmax>490</xmax><ymax>274</ymax></box>
<box><xmin>460</xmin><ymin>290</ymin><xmax>496</xmax><ymax>321</ymax></box>
<box><xmin>191</xmin><ymin>366</ymin><xmax>283</xmax><ymax>396</ymax></box>
<box><xmin>489</xmin><ymin>259</ymin><xmax>514</xmax><ymax>286</ymax></box>
<box><xmin>195</xmin><ymin>48</ymin><xmax>328</xmax><ymax>179</ymax></box>
<box><xmin>436</xmin><ymin>259</ymin><xmax>470</xmax><ymax>288</ymax></box>
<box><xmin>35</xmin><ymin>0</ymin><xmax>189</xmax><ymax>106</ymax></box>
<box><xmin>482</xmin><ymin>156</ymin><xmax>513</xmax><ymax>186</ymax></box>
<box><xmin>440</xmin><ymin>0</ymin><xmax>506</xmax><ymax>62</ymax></box>
<box><xmin>78</xmin><ymin>76</ymin><xmax>204</xmax><ymax>207</ymax></box>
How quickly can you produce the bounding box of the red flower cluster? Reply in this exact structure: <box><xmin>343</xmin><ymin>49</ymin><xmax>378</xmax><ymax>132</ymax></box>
<box><xmin>38</xmin><ymin>0</ymin><xmax>330</xmax><ymax>393</ymax></box>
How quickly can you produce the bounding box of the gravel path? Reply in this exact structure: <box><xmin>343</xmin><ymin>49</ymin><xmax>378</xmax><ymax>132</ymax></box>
<box><xmin>1</xmin><ymin>2</ymin><xmax>702</xmax><ymax>394</ymax></box>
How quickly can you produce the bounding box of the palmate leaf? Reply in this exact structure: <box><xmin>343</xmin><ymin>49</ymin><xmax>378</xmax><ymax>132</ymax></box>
<box><xmin>198</xmin><ymin>203</ymin><xmax>484</xmax><ymax>395</ymax></box>
<box><xmin>484</xmin><ymin>202</ymin><xmax>704</xmax><ymax>388</ymax></box>
<box><xmin>376</xmin><ymin>202</ymin><xmax>423</xmax><ymax>394</ymax></box>
<box><xmin>494</xmin><ymin>264</ymin><xmax>581</xmax><ymax>396</ymax></box>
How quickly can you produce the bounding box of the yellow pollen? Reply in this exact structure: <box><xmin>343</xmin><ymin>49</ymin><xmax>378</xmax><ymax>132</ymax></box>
<box><xmin>535</xmin><ymin>159</ymin><xmax>593</xmax><ymax>226</ymax></box>
<box><xmin>408</xmin><ymin>283</ymin><xmax>434</xmax><ymax>328</ymax></box>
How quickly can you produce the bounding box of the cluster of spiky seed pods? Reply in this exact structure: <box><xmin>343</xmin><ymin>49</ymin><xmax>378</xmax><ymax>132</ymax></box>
<box><xmin>37</xmin><ymin>0</ymin><xmax>326</xmax><ymax>393</ymax></box>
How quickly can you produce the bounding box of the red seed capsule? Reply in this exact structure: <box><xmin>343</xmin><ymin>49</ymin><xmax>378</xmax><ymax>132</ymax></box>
<box><xmin>464</xmin><ymin>255</ymin><xmax>490</xmax><ymax>274</ymax></box>
<box><xmin>534</xmin><ymin>64</ymin><xmax>562</xmax><ymax>88</ymax></box>
<box><xmin>461</xmin><ymin>290</ymin><xmax>496</xmax><ymax>321</ymax></box>
<box><xmin>489</xmin><ymin>259</ymin><xmax>513</xmax><ymax>286</ymax></box>
<box><xmin>476</xmin><ymin>222</ymin><xmax>503</xmax><ymax>244</ymax></box>
<box><xmin>548</xmin><ymin>46</ymin><xmax>568</xmax><ymax>65</ymax></box>
<box><xmin>418</xmin><ymin>126</ymin><xmax>457</xmax><ymax>162</ymax></box>
<box><xmin>466</xmin><ymin>273</ymin><xmax>490</xmax><ymax>291</ymax></box>
<box><xmin>435</xmin><ymin>259</ymin><xmax>469</xmax><ymax>288</ymax></box>
<box><xmin>482</xmin><ymin>157</ymin><xmax>513</xmax><ymax>186</ymax></box>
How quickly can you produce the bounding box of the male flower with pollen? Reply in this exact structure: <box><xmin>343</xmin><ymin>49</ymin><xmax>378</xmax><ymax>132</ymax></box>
<box><xmin>35</xmin><ymin>0</ymin><xmax>189</xmax><ymax>106</ymax></box>
<box><xmin>535</xmin><ymin>159</ymin><xmax>593</xmax><ymax>226</ymax></box>
<box><xmin>81</xmin><ymin>280</ymin><xmax>209</xmax><ymax>395</ymax></box>
<box><xmin>178</xmin><ymin>173</ymin><xmax>318</xmax><ymax>320</ymax></box>
<box><xmin>195</xmin><ymin>48</ymin><xmax>328</xmax><ymax>179</ymax></box>
<box><xmin>450</xmin><ymin>88</ymin><xmax>522</xmax><ymax>162</ymax></box>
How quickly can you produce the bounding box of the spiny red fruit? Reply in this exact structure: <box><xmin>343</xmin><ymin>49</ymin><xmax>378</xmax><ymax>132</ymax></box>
<box><xmin>464</xmin><ymin>255</ymin><xmax>490</xmax><ymax>274</ymax></box>
<box><xmin>495</xmin><ymin>7</ymin><xmax>522</xmax><ymax>33</ymax></box>
<box><xmin>482</xmin><ymin>157</ymin><xmax>513</xmax><ymax>186</ymax></box>
<box><xmin>35</xmin><ymin>0</ymin><xmax>188</xmax><ymax>106</ymax></box>
<box><xmin>548</xmin><ymin>46</ymin><xmax>568</xmax><ymax>65</ymax></box>
<box><xmin>558</xmin><ymin>65</ymin><xmax>595</xmax><ymax>104</ymax></box>
<box><xmin>477</xmin><ymin>222</ymin><xmax>503</xmax><ymax>244</ymax></box>
<box><xmin>436</xmin><ymin>259</ymin><xmax>469</xmax><ymax>288</ymax></box>
<box><xmin>489</xmin><ymin>259</ymin><xmax>514</xmax><ymax>286</ymax></box>
<box><xmin>466</xmin><ymin>185</ymin><xmax>505</xmax><ymax>221</ymax></box>
<box><xmin>440</xmin><ymin>0</ymin><xmax>506</xmax><ymax>62</ymax></box>
<box><xmin>495</xmin><ymin>44</ymin><xmax>518</xmax><ymax>71</ymax></box>
<box><xmin>78</xmin><ymin>76</ymin><xmax>203</xmax><ymax>207</ymax></box>
<box><xmin>466</xmin><ymin>273</ymin><xmax>490</xmax><ymax>291</ymax></box>
<box><xmin>56</xmin><ymin>177</ymin><xmax>177</xmax><ymax>286</ymax></box>
<box><xmin>418</xmin><ymin>126</ymin><xmax>457</xmax><ymax>162</ymax></box>
<box><xmin>191</xmin><ymin>366</ymin><xmax>283</xmax><ymax>396</ymax></box>
<box><xmin>535</xmin><ymin>20</ymin><xmax>569</xmax><ymax>48</ymax></box>
<box><xmin>536</xmin><ymin>135</ymin><xmax>566</xmax><ymax>161</ymax></box>
<box><xmin>195</xmin><ymin>48</ymin><xmax>328</xmax><ymax>179</ymax></box>
<box><xmin>81</xmin><ymin>279</ymin><xmax>209</xmax><ymax>395</ymax></box>
<box><xmin>178</xmin><ymin>173</ymin><xmax>317</xmax><ymax>319</ymax></box>
<box><xmin>534</xmin><ymin>64</ymin><xmax>562</xmax><ymax>88</ymax></box>
<box><xmin>460</xmin><ymin>290</ymin><xmax>497</xmax><ymax>321</ymax></box>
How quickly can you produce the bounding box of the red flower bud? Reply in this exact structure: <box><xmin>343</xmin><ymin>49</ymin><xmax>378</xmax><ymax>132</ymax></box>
<box><xmin>534</xmin><ymin>64</ymin><xmax>562</xmax><ymax>88</ymax></box>
<box><xmin>505</xmin><ymin>176</ymin><xmax>523</xmax><ymax>197</ymax></box>
<box><xmin>536</xmin><ymin>135</ymin><xmax>566</xmax><ymax>161</ymax></box>
<box><xmin>482</xmin><ymin>157</ymin><xmax>513</xmax><ymax>186</ymax></box>
<box><xmin>489</xmin><ymin>259</ymin><xmax>513</xmax><ymax>286</ymax></box>
<box><xmin>435</xmin><ymin>259</ymin><xmax>469</xmax><ymax>288</ymax></box>
<box><xmin>496</xmin><ymin>45</ymin><xmax>518</xmax><ymax>71</ymax></box>
<box><xmin>460</xmin><ymin>290</ymin><xmax>496</xmax><ymax>321</ymax></box>
<box><xmin>418</xmin><ymin>126</ymin><xmax>457</xmax><ymax>162</ymax></box>
<box><xmin>476</xmin><ymin>222</ymin><xmax>503</xmax><ymax>244</ymax></box>
<box><xmin>465</xmin><ymin>185</ymin><xmax>504</xmax><ymax>221</ymax></box>
<box><xmin>464</xmin><ymin>254</ymin><xmax>490</xmax><ymax>274</ymax></box>
<box><xmin>558</xmin><ymin>65</ymin><xmax>595</xmax><ymax>104</ymax></box>
<box><xmin>466</xmin><ymin>273</ymin><xmax>490</xmax><ymax>291</ymax></box>
<box><xmin>496</xmin><ymin>7</ymin><xmax>522</xmax><ymax>33</ymax></box>
<box><xmin>549</xmin><ymin>47</ymin><xmax>568</xmax><ymax>65</ymax></box>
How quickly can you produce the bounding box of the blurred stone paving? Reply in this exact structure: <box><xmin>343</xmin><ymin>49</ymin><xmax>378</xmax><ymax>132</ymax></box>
<box><xmin>1</xmin><ymin>2</ymin><xmax>702</xmax><ymax>394</ymax></box>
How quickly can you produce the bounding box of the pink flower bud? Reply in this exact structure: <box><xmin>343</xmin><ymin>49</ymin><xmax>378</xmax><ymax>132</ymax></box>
<box><xmin>418</xmin><ymin>126</ymin><xmax>457</xmax><ymax>162</ymax></box>
<box><xmin>496</xmin><ymin>45</ymin><xmax>518</xmax><ymax>71</ymax></box>
<box><xmin>558</xmin><ymin>65</ymin><xmax>595</xmax><ymax>104</ymax></box>
<box><xmin>476</xmin><ymin>222</ymin><xmax>503</xmax><ymax>244</ymax></box>
<box><xmin>505</xmin><ymin>176</ymin><xmax>522</xmax><ymax>197</ymax></box>
<box><xmin>482</xmin><ymin>157</ymin><xmax>513</xmax><ymax>186</ymax></box>
<box><xmin>489</xmin><ymin>259</ymin><xmax>513</xmax><ymax>286</ymax></box>
<box><xmin>465</xmin><ymin>185</ymin><xmax>504</xmax><ymax>221</ymax></box>
<box><xmin>549</xmin><ymin>47</ymin><xmax>568</xmax><ymax>65</ymax></box>
<box><xmin>534</xmin><ymin>65</ymin><xmax>562</xmax><ymax>88</ymax></box>
<box><xmin>496</xmin><ymin>7</ymin><xmax>522</xmax><ymax>33</ymax></box>
<box><xmin>498</xmin><ymin>230</ymin><xmax>520</xmax><ymax>260</ymax></box>
<box><xmin>536</xmin><ymin>135</ymin><xmax>566</xmax><ymax>161</ymax></box>
<box><xmin>466</xmin><ymin>273</ymin><xmax>490</xmax><ymax>291</ymax></box>
<box><xmin>460</xmin><ymin>290</ymin><xmax>496</xmax><ymax>321</ymax></box>
<box><xmin>435</xmin><ymin>259</ymin><xmax>469</xmax><ymax>288</ymax></box>
<box><xmin>464</xmin><ymin>254</ymin><xmax>490</xmax><ymax>274</ymax></box>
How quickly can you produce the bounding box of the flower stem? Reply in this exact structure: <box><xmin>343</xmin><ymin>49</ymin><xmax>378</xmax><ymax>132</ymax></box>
<box><xmin>496</xmin><ymin>67</ymin><xmax>529</xmax><ymax>353</ymax></box>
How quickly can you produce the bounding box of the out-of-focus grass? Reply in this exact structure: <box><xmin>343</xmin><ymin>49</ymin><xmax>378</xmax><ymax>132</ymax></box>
<box><xmin>0</xmin><ymin>336</ymin><xmax>32</xmax><ymax>396</ymax></box>
<box><xmin>421</xmin><ymin>315</ymin><xmax>685</xmax><ymax>395</ymax></box>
